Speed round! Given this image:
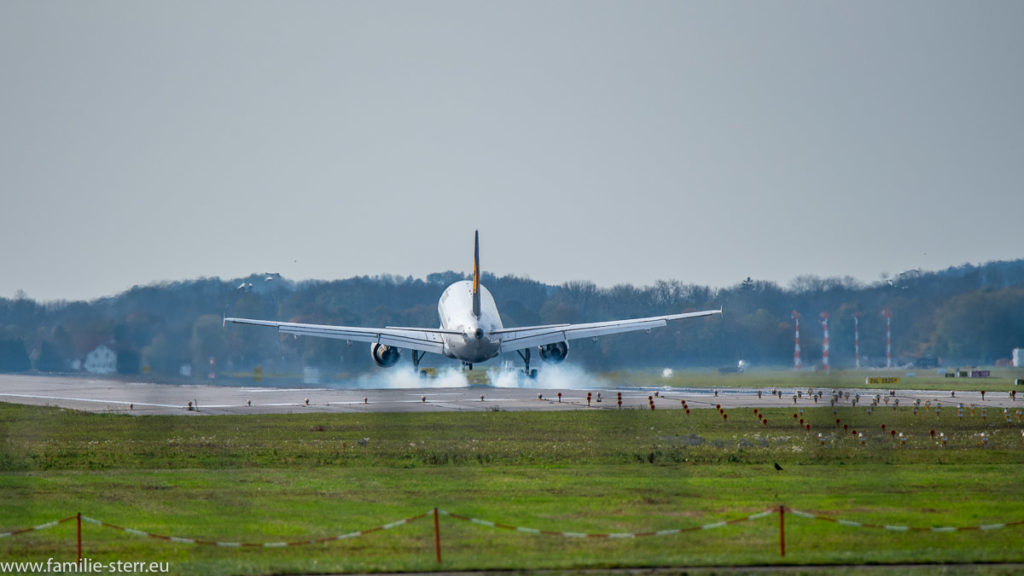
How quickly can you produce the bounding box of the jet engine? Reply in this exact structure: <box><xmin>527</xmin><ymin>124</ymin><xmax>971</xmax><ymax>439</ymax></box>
<box><xmin>538</xmin><ymin>341</ymin><xmax>569</xmax><ymax>363</ymax></box>
<box><xmin>371</xmin><ymin>343</ymin><xmax>401</xmax><ymax>367</ymax></box>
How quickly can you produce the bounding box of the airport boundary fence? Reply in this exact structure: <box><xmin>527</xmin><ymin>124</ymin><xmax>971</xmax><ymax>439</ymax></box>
<box><xmin>4</xmin><ymin>506</ymin><xmax>1024</xmax><ymax>567</ymax></box>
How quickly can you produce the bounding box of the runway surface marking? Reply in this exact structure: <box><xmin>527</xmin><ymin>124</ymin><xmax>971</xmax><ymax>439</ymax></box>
<box><xmin>0</xmin><ymin>393</ymin><xmax>182</xmax><ymax>409</ymax></box>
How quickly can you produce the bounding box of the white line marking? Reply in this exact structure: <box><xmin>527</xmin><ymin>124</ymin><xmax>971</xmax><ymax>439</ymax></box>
<box><xmin>0</xmin><ymin>393</ymin><xmax>181</xmax><ymax>409</ymax></box>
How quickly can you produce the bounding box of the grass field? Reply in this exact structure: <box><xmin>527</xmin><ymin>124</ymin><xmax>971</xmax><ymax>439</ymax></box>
<box><xmin>3</xmin><ymin>376</ymin><xmax>1024</xmax><ymax>575</ymax></box>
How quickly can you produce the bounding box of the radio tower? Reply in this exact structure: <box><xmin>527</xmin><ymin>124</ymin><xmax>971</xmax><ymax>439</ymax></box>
<box><xmin>792</xmin><ymin>310</ymin><xmax>802</xmax><ymax>371</ymax></box>
<box><xmin>853</xmin><ymin>313</ymin><xmax>861</xmax><ymax>370</ymax></box>
<box><xmin>820</xmin><ymin>312</ymin><xmax>830</xmax><ymax>373</ymax></box>
<box><xmin>883</xmin><ymin>308</ymin><xmax>893</xmax><ymax>369</ymax></box>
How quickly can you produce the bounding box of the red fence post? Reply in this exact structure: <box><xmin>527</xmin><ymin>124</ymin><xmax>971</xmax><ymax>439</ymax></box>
<box><xmin>433</xmin><ymin>508</ymin><xmax>442</xmax><ymax>564</ymax></box>
<box><xmin>77</xmin><ymin>513</ymin><xmax>82</xmax><ymax>566</ymax></box>
<box><xmin>779</xmin><ymin>505</ymin><xmax>785</xmax><ymax>557</ymax></box>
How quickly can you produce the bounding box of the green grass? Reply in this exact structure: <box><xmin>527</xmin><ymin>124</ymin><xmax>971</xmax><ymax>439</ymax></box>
<box><xmin>2</xmin><ymin>400</ymin><xmax>1024</xmax><ymax>575</ymax></box>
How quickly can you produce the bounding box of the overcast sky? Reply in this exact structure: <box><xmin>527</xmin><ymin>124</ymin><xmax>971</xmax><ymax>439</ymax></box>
<box><xmin>2</xmin><ymin>1</ymin><xmax>1022</xmax><ymax>302</ymax></box>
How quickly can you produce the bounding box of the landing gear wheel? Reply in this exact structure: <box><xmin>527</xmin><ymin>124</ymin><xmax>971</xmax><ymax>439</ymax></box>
<box><xmin>411</xmin><ymin>350</ymin><xmax>426</xmax><ymax>372</ymax></box>
<box><xmin>516</xmin><ymin>349</ymin><xmax>535</xmax><ymax>378</ymax></box>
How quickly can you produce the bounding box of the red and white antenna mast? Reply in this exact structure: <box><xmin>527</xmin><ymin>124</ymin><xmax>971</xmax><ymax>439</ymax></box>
<box><xmin>883</xmin><ymin>308</ymin><xmax>893</xmax><ymax>368</ymax></box>
<box><xmin>792</xmin><ymin>310</ymin><xmax>802</xmax><ymax>370</ymax></box>
<box><xmin>853</xmin><ymin>312</ymin><xmax>861</xmax><ymax>370</ymax></box>
<box><xmin>820</xmin><ymin>312</ymin><xmax>830</xmax><ymax>373</ymax></box>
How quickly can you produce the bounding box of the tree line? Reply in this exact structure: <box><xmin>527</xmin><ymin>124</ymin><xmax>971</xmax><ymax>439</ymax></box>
<box><xmin>1</xmin><ymin>260</ymin><xmax>1023</xmax><ymax>376</ymax></box>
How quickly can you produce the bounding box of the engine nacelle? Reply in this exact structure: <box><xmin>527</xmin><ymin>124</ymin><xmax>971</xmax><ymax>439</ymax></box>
<box><xmin>370</xmin><ymin>343</ymin><xmax>401</xmax><ymax>368</ymax></box>
<box><xmin>538</xmin><ymin>341</ymin><xmax>569</xmax><ymax>363</ymax></box>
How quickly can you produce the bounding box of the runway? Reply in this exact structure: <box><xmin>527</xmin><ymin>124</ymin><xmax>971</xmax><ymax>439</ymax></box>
<box><xmin>0</xmin><ymin>374</ymin><xmax>1018</xmax><ymax>416</ymax></box>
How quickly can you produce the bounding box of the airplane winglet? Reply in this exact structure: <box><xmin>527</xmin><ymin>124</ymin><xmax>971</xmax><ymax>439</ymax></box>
<box><xmin>472</xmin><ymin>230</ymin><xmax>481</xmax><ymax>318</ymax></box>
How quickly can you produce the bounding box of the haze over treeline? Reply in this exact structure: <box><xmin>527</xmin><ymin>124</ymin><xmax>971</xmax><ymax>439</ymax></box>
<box><xmin>1</xmin><ymin>261</ymin><xmax>1023</xmax><ymax>377</ymax></box>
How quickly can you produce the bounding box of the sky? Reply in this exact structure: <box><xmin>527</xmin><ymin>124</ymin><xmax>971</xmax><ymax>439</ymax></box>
<box><xmin>1</xmin><ymin>1</ymin><xmax>1022</xmax><ymax>302</ymax></box>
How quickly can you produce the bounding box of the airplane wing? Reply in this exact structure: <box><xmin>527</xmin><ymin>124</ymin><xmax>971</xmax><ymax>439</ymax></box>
<box><xmin>223</xmin><ymin>317</ymin><xmax>457</xmax><ymax>355</ymax></box>
<box><xmin>492</xmin><ymin>309</ymin><xmax>721</xmax><ymax>352</ymax></box>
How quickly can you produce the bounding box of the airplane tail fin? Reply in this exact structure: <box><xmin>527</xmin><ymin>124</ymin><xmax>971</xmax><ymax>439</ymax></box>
<box><xmin>472</xmin><ymin>230</ymin><xmax>481</xmax><ymax>318</ymax></box>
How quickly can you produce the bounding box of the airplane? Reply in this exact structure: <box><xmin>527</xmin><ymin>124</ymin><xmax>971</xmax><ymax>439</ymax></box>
<box><xmin>224</xmin><ymin>232</ymin><xmax>721</xmax><ymax>378</ymax></box>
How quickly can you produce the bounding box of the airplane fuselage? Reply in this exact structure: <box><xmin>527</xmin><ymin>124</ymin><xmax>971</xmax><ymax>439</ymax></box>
<box><xmin>224</xmin><ymin>230</ymin><xmax>721</xmax><ymax>375</ymax></box>
<box><xmin>438</xmin><ymin>280</ymin><xmax>503</xmax><ymax>363</ymax></box>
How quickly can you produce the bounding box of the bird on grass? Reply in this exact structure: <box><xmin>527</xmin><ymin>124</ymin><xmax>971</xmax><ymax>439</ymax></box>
<box><xmin>774</xmin><ymin>462</ymin><xmax>783</xmax><ymax>471</ymax></box>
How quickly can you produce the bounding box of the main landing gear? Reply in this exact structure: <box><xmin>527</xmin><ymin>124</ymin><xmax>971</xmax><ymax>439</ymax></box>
<box><xmin>412</xmin><ymin>350</ymin><xmax>430</xmax><ymax>378</ymax></box>
<box><xmin>517</xmin><ymin>349</ymin><xmax>538</xmax><ymax>379</ymax></box>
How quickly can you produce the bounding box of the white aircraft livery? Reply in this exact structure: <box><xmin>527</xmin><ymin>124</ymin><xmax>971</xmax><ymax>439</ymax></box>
<box><xmin>224</xmin><ymin>232</ymin><xmax>721</xmax><ymax>377</ymax></box>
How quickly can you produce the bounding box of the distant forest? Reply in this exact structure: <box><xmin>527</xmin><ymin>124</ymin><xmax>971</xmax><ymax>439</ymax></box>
<box><xmin>1</xmin><ymin>260</ymin><xmax>1023</xmax><ymax>376</ymax></box>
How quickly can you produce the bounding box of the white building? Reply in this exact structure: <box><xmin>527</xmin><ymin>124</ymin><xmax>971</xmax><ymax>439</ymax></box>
<box><xmin>84</xmin><ymin>345</ymin><xmax>117</xmax><ymax>375</ymax></box>
<box><xmin>1014</xmin><ymin>348</ymin><xmax>1023</xmax><ymax>368</ymax></box>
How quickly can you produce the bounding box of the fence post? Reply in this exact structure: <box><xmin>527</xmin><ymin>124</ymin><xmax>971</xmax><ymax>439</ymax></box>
<box><xmin>778</xmin><ymin>505</ymin><xmax>785</xmax><ymax>557</ymax></box>
<box><xmin>433</xmin><ymin>508</ymin><xmax>442</xmax><ymax>564</ymax></box>
<box><xmin>77</xmin><ymin>513</ymin><xmax>82</xmax><ymax>566</ymax></box>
